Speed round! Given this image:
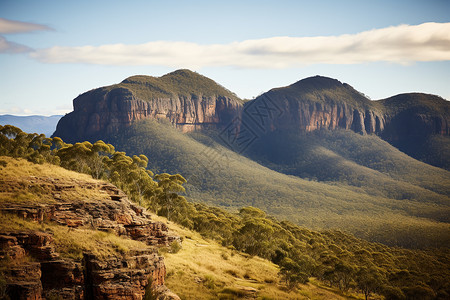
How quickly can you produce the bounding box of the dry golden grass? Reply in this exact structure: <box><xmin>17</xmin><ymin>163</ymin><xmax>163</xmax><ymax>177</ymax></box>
<box><xmin>0</xmin><ymin>156</ymin><xmax>110</xmax><ymax>204</ymax></box>
<box><xmin>152</xmin><ymin>215</ymin><xmax>356</xmax><ymax>300</ymax></box>
<box><xmin>0</xmin><ymin>213</ymin><xmax>149</xmax><ymax>261</ymax></box>
<box><xmin>0</xmin><ymin>156</ymin><xmax>96</xmax><ymax>182</ymax></box>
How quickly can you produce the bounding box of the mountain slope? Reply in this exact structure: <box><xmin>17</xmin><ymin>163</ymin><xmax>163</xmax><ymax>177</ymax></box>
<box><xmin>238</xmin><ymin>77</ymin><xmax>449</xmax><ymax>169</ymax></box>
<box><xmin>107</xmin><ymin>119</ymin><xmax>450</xmax><ymax>248</ymax></box>
<box><xmin>7</xmin><ymin>156</ymin><xmax>444</xmax><ymax>300</ymax></box>
<box><xmin>157</xmin><ymin>214</ymin><xmax>351</xmax><ymax>300</ymax></box>
<box><xmin>52</xmin><ymin>70</ymin><xmax>450</xmax><ymax>248</ymax></box>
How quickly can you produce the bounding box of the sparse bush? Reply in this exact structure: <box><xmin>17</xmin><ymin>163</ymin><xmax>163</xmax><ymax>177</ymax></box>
<box><xmin>169</xmin><ymin>241</ymin><xmax>182</xmax><ymax>253</ymax></box>
<box><xmin>225</xmin><ymin>269</ymin><xmax>238</xmax><ymax>277</ymax></box>
<box><xmin>203</xmin><ymin>275</ymin><xmax>216</xmax><ymax>290</ymax></box>
<box><xmin>219</xmin><ymin>287</ymin><xmax>247</xmax><ymax>298</ymax></box>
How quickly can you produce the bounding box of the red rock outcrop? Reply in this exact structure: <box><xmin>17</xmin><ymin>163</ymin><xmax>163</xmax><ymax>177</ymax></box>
<box><xmin>73</xmin><ymin>91</ymin><xmax>242</xmax><ymax>135</ymax></box>
<box><xmin>1</xmin><ymin>230</ymin><xmax>175</xmax><ymax>300</ymax></box>
<box><xmin>83</xmin><ymin>249</ymin><xmax>166</xmax><ymax>299</ymax></box>
<box><xmin>0</xmin><ymin>177</ymin><xmax>180</xmax><ymax>300</ymax></box>
<box><xmin>0</xmin><ymin>179</ymin><xmax>177</xmax><ymax>247</ymax></box>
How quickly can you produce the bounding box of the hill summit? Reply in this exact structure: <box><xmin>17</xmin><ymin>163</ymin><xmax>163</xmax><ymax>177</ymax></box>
<box><xmin>121</xmin><ymin>69</ymin><xmax>239</xmax><ymax>100</ymax></box>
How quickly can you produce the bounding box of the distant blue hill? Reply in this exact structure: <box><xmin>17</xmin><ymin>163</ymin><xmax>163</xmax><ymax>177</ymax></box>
<box><xmin>0</xmin><ymin>115</ymin><xmax>62</xmax><ymax>137</ymax></box>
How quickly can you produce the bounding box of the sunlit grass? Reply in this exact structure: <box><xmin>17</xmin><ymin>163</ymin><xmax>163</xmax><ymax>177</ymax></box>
<box><xmin>0</xmin><ymin>156</ymin><xmax>97</xmax><ymax>182</ymax></box>
<box><xmin>153</xmin><ymin>214</ymin><xmax>354</xmax><ymax>300</ymax></box>
<box><xmin>0</xmin><ymin>156</ymin><xmax>111</xmax><ymax>204</ymax></box>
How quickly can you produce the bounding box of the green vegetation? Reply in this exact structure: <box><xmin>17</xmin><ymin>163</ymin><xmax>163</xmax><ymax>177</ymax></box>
<box><xmin>104</xmin><ymin>69</ymin><xmax>241</xmax><ymax>102</ymax></box>
<box><xmin>270</xmin><ymin>76</ymin><xmax>381</xmax><ymax>111</ymax></box>
<box><xmin>379</xmin><ymin>93</ymin><xmax>450</xmax><ymax>116</ymax></box>
<box><xmin>246</xmin><ymin>129</ymin><xmax>450</xmax><ymax>209</ymax></box>
<box><xmin>156</xmin><ymin>203</ymin><xmax>450</xmax><ymax>299</ymax></box>
<box><xmin>155</xmin><ymin>214</ymin><xmax>351</xmax><ymax>300</ymax></box>
<box><xmin>106</xmin><ymin>119</ymin><xmax>450</xmax><ymax>249</ymax></box>
<box><xmin>1</xmin><ymin>124</ymin><xmax>449</xmax><ymax>299</ymax></box>
<box><xmin>0</xmin><ymin>124</ymin><xmax>187</xmax><ymax>215</ymax></box>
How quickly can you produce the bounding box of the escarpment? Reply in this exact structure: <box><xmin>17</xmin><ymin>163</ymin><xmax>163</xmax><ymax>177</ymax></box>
<box><xmin>53</xmin><ymin>69</ymin><xmax>243</xmax><ymax>142</ymax></box>
<box><xmin>243</xmin><ymin>89</ymin><xmax>386</xmax><ymax>135</ymax></box>
<box><xmin>53</xmin><ymin>70</ymin><xmax>449</xmax><ymax>151</ymax></box>
<box><xmin>0</xmin><ymin>173</ymin><xmax>180</xmax><ymax>300</ymax></box>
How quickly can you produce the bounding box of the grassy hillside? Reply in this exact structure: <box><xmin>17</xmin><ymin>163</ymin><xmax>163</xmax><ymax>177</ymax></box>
<box><xmin>107</xmin><ymin>119</ymin><xmax>450</xmax><ymax>249</ymax></box>
<box><xmin>0</xmin><ymin>156</ymin><xmax>111</xmax><ymax>205</ymax></box>
<box><xmin>245</xmin><ymin>129</ymin><xmax>450</xmax><ymax>208</ymax></box>
<box><xmin>379</xmin><ymin>93</ymin><xmax>450</xmax><ymax>116</ymax></box>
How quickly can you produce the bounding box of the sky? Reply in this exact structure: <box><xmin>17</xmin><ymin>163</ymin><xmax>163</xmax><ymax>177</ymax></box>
<box><xmin>0</xmin><ymin>0</ymin><xmax>449</xmax><ymax>116</ymax></box>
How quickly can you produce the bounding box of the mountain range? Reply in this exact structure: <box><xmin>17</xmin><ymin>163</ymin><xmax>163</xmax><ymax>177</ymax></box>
<box><xmin>0</xmin><ymin>114</ymin><xmax>62</xmax><ymax>137</ymax></box>
<box><xmin>52</xmin><ymin>69</ymin><xmax>450</xmax><ymax>248</ymax></box>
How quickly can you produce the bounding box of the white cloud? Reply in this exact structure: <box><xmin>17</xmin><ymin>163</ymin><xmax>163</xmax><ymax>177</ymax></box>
<box><xmin>0</xmin><ymin>18</ymin><xmax>52</xmax><ymax>53</ymax></box>
<box><xmin>0</xmin><ymin>18</ymin><xmax>52</xmax><ymax>34</ymax></box>
<box><xmin>30</xmin><ymin>22</ymin><xmax>450</xmax><ymax>68</ymax></box>
<box><xmin>0</xmin><ymin>35</ymin><xmax>31</xmax><ymax>53</ymax></box>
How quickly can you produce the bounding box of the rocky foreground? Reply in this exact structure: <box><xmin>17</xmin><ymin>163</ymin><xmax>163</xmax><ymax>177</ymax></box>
<box><xmin>0</xmin><ymin>174</ymin><xmax>180</xmax><ymax>300</ymax></box>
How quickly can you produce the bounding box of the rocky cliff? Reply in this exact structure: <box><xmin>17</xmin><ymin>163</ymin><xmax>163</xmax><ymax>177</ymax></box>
<box><xmin>53</xmin><ymin>69</ymin><xmax>243</xmax><ymax>142</ymax></box>
<box><xmin>0</xmin><ymin>165</ymin><xmax>180</xmax><ymax>300</ymax></box>
<box><xmin>241</xmin><ymin>76</ymin><xmax>449</xmax><ymax>137</ymax></box>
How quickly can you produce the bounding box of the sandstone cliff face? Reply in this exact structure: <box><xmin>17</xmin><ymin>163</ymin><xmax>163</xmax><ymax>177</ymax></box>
<box><xmin>0</xmin><ymin>178</ymin><xmax>180</xmax><ymax>300</ymax></box>
<box><xmin>241</xmin><ymin>78</ymin><xmax>449</xmax><ymax>138</ymax></box>
<box><xmin>243</xmin><ymin>92</ymin><xmax>386</xmax><ymax>135</ymax></box>
<box><xmin>54</xmin><ymin>85</ymin><xmax>242</xmax><ymax>142</ymax></box>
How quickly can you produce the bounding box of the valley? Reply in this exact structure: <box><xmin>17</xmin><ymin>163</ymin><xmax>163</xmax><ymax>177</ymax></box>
<box><xmin>52</xmin><ymin>69</ymin><xmax>450</xmax><ymax>249</ymax></box>
<box><xmin>1</xmin><ymin>69</ymin><xmax>449</xmax><ymax>299</ymax></box>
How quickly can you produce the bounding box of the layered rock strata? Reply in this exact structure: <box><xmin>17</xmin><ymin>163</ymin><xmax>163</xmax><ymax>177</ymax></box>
<box><xmin>0</xmin><ymin>178</ymin><xmax>179</xmax><ymax>300</ymax></box>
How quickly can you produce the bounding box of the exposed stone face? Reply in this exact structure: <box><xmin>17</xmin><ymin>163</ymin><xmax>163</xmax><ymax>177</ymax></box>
<box><xmin>83</xmin><ymin>250</ymin><xmax>171</xmax><ymax>300</ymax></box>
<box><xmin>0</xmin><ymin>178</ymin><xmax>179</xmax><ymax>299</ymax></box>
<box><xmin>382</xmin><ymin>109</ymin><xmax>450</xmax><ymax>142</ymax></box>
<box><xmin>0</xmin><ymin>180</ymin><xmax>177</xmax><ymax>247</ymax></box>
<box><xmin>1</xmin><ymin>230</ymin><xmax>172</xmax><ymax>300</ymax></box>
<box><xmin>242</xmin><ymin>94</ymin><xmax>386</xmax><ymax>135</ymax></box>
<box><xmin>54</xmin><ymin>87</ymin><xmax>243</xmax><ymax>141</ymax></box>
